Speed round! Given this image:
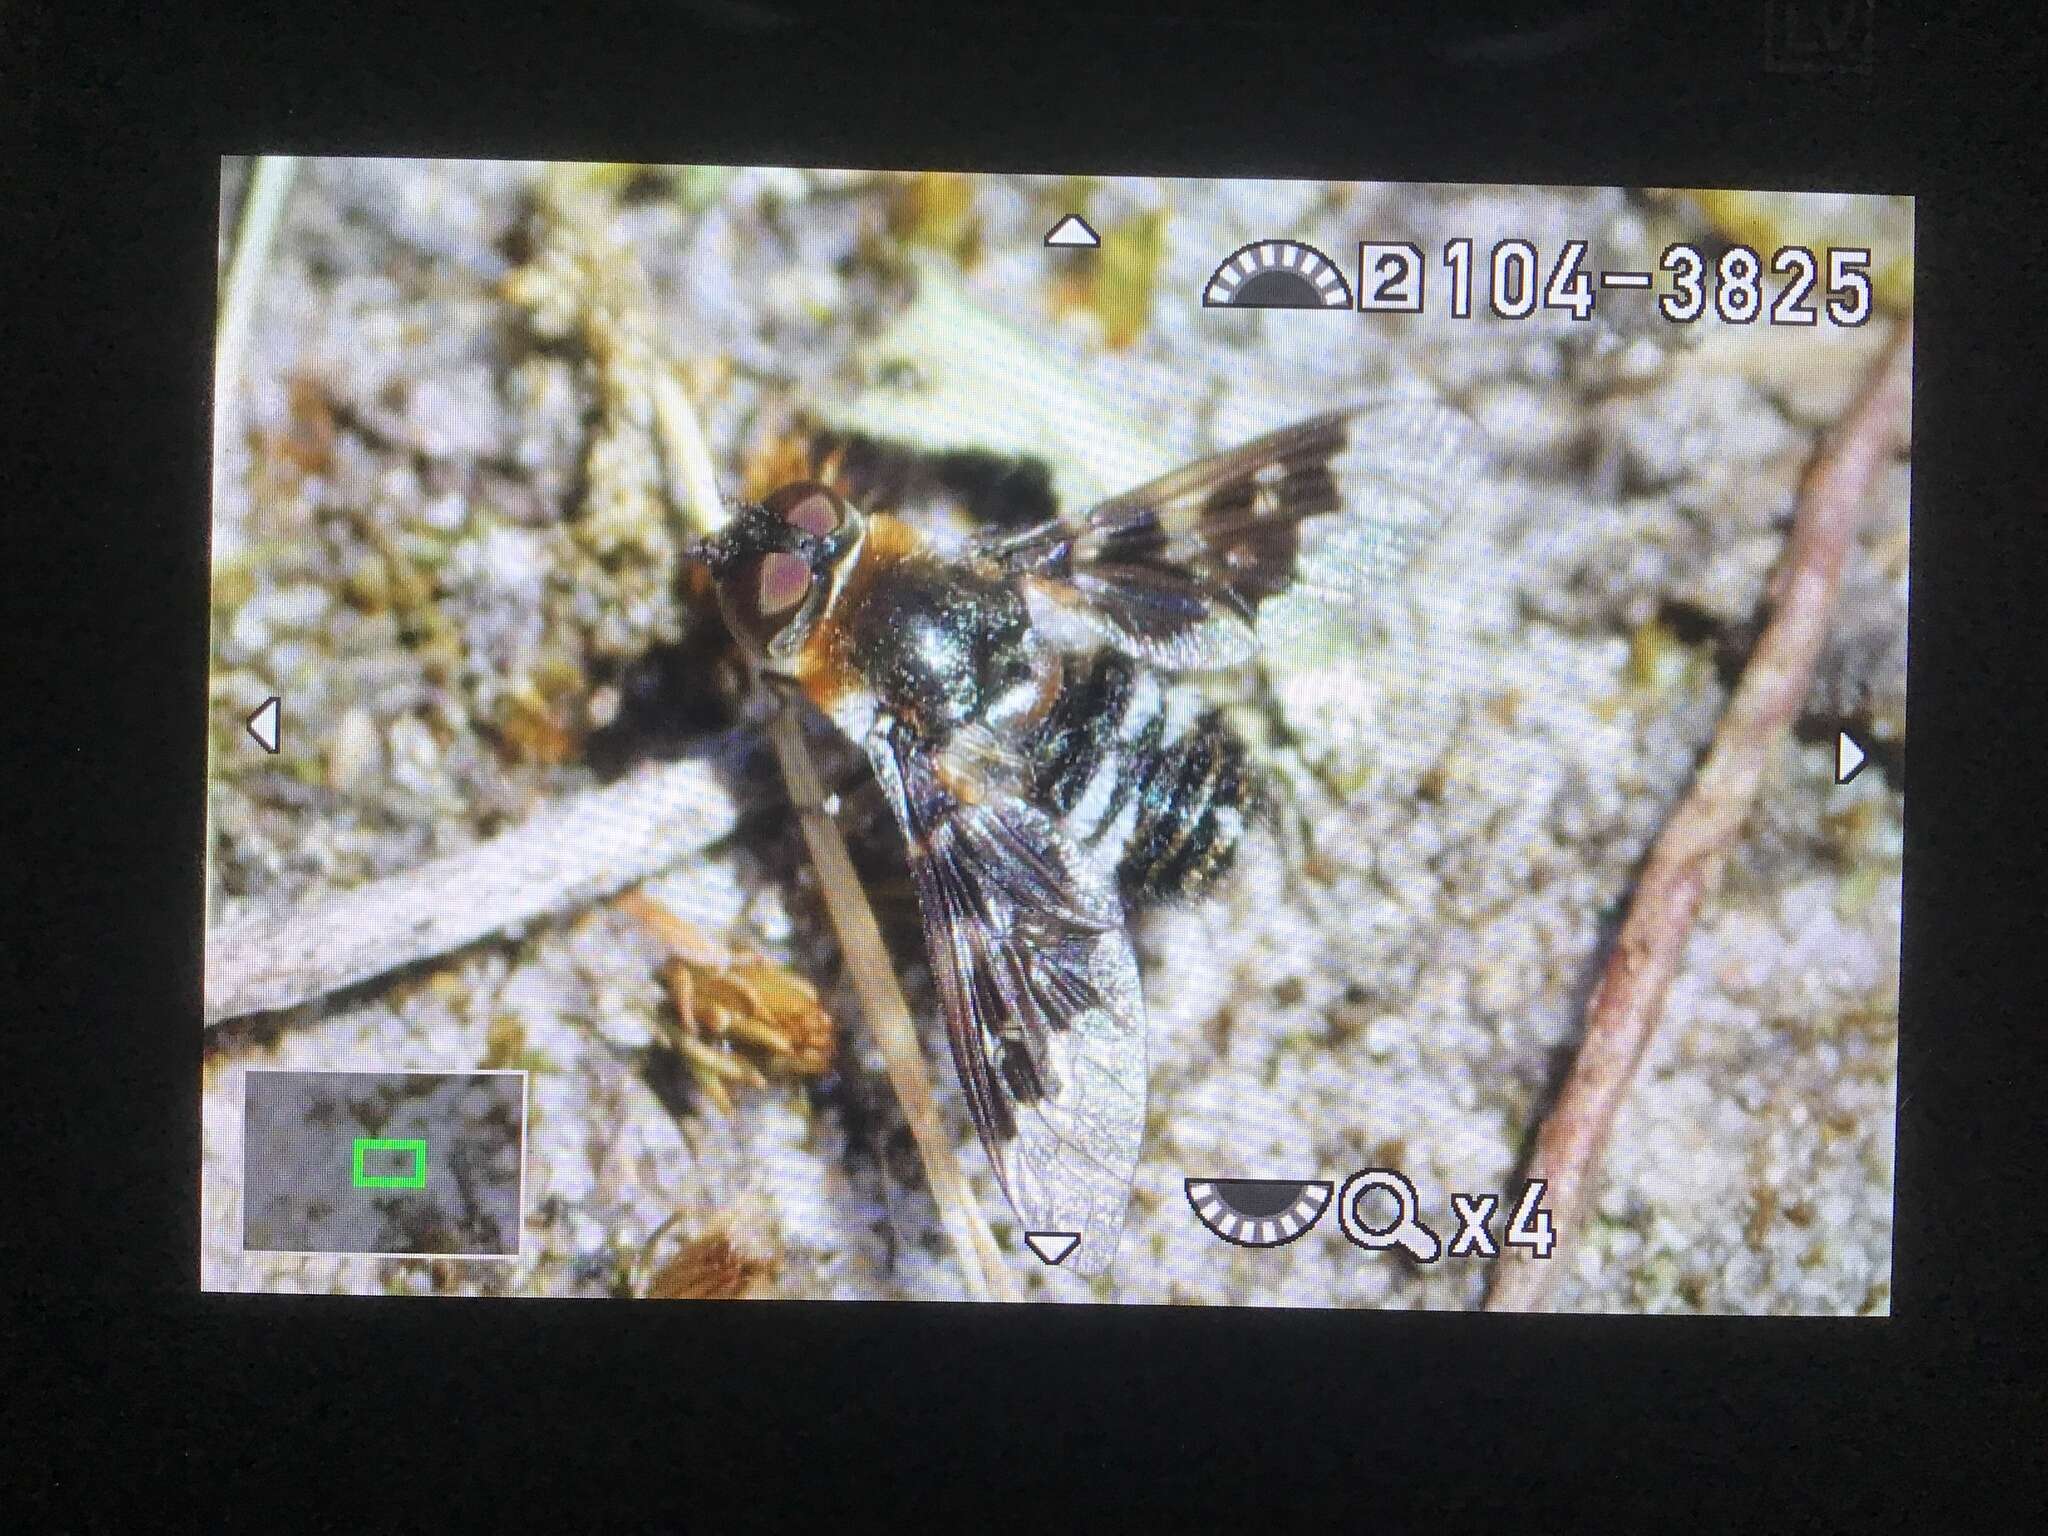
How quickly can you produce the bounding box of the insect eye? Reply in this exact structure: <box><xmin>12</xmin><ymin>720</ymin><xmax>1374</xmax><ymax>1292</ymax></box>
<box><xmin>769</xmin><ymin>484</ymin><xmax>841</xmax><ymax>539</ymax></box>
<box><xmin>1184</xmin><ymin>1179</ymin><xmax>1334</xmax><ymax>1248</ymax></box>
<box><xmin>755</xmin><ymin>551</ymin><xmax>813</xmax><ymax>618</ymax></box>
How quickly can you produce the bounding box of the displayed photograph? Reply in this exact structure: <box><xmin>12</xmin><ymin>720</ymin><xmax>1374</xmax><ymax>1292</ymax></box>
<box><xmin>203</xmin><ymin>159</ymin><xmax>1910</xmax><ymax>1309</ymax></box>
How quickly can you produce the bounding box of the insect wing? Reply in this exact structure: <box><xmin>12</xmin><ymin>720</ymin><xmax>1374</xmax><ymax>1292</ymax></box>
<box><xmin>990</xmin><ymin>400</ymin><xmax>1482</xmax><ymax>671</ymax></box>
<box><xmin>1255</xmin><ymin>398</ymin><xmax>1485</xmax><ymax>659</ymax></box>
<box><xmin>865</xmin><ymin>721</ymin><xmax>1146</xmax><ymax>1276</ymax></box>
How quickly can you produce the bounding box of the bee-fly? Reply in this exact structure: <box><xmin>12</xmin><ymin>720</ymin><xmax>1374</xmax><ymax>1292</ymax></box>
<box><xmin>690</xmin><ymin>401</ymin><xmax>1475</xmax><ymax>1275</ymax></box>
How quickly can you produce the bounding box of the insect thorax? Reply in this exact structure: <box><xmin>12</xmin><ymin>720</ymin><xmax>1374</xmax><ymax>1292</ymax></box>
<box><xmin>842</xmin><ymin>555</ymin><xmax>1038</xmax><ymax>743</ymax></box>
<box><xmin>1025</xmin><ymin>650</ymin><xmax>1260</xmax><ymax>905</ymax></box>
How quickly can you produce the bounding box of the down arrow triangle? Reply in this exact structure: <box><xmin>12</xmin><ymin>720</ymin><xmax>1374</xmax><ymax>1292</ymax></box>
<box><xmin>1023</xmin><ymin>1231</ymin><xmax>1081</xmax><ymax>1266</ymax></box>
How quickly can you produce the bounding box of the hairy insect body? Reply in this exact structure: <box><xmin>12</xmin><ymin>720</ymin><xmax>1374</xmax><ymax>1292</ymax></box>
<box><xmin>839</xmin><ymin>552</ymin><xmax>1039</xmax><ymax>746</ymax></box>
<box><xmin>692</xmin><ymin>402</ymin><xmax>1471</xmax><ymax>1273</ymax></box>
<box><xmin>1025</xmin><ymin>651</ymin><xmax>1257</xmax><ymax>904</ymax></box>
<box><xmin>833</xmin><ymin>535</ymin><xmax>1261</xmax><ymax>905</ymax></box>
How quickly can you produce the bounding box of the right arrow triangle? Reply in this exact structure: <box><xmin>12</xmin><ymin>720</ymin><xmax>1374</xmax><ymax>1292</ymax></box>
<box><xmin>1835</xmin><ymin>730</ymin><xmax>1867</xmax><ymax>785</ymax></box>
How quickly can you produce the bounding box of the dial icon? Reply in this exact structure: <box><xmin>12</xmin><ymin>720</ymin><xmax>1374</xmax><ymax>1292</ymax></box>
<box><xmin>1184</xmin><ymin>1177</ymin><xmax>1335</xmax><ymax>1248</ymax></box>
<box><xmin>1202</xmin><ymin>240</ymin><xmax>1353</xmax><ymax>310</ymax></box>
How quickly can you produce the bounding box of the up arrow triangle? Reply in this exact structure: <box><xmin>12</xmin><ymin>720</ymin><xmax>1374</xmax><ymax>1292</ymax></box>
<box><xmin>246</xmin><ymin>696</ymin><xmax>282</xmax><ymax>755</ymax></box>
<box><xmin>1043</xmin><ymin>215</ymin><xmax>1101</xmax><ymax>249</ymax></box>
<box><xmin>1835</xmin><ymin>730</ymin><xmax>1867</xmax><ymax>785</ymax></box>
<box><xmin>1023</xmin><ymin>1231</ymin><xmax>1081</xmax><ymax>1266</ymax></box>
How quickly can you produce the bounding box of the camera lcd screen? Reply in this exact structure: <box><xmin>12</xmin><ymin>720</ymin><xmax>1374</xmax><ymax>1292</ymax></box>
<box><xmin>203</xmin><ymin>159</ymin><xmax>1908</xmax><ymax>1310</ymax></box>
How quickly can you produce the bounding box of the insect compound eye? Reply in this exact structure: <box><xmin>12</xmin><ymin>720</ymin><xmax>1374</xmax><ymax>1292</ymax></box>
<box><xmin>755</xmin><ymin>551</ymin><xmax>813</xmax><ymax>619</ymax></box>
<box><xmin>765</xmin><ymin>483</ymin><xmax>842</xmax><ymax>539</ymax></box>
<box><xmin>1184</xmin><ymin>1178</ymin><xmax>1334</xmax><ymax>1248</ymax></box>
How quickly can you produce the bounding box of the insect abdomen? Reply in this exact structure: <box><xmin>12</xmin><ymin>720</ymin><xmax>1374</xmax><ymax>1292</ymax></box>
<box><xmin>1121</xmin><ymin>703</ymin><xmax>1254</xmax><ymax>903</ymax></box>
<box><xmin>1027</xmin><ymin>652</ymin><xmax>1258</xmax><ymax>905</ymax></box>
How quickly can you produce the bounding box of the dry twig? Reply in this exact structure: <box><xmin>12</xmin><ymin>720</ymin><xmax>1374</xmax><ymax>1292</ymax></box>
<box><xmin>1485</xmin><ymin>320</ymin><xmax>1912</xmax><ymax>1312</ymax></box>
<box><xmin>205</xmin><ymin>756</ymin><xmax>751</xmax><ymax>1024</ymax></box>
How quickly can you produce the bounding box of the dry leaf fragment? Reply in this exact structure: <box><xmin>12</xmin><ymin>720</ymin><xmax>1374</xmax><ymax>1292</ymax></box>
<box><xmin>638</xmin><ymin>1207</ymin><xmax>782</xmax><ymax>1300</ymax></box>
<box><xmin>1050</xmin><ymin>207</ymin><xmax>1167</xmax><ymax>349</ymax></box>
<box><xmin>887</xmin><ymin>171</ymin><xmax>983</xmax><ymax>264</ymax></box>
<box><xmin>617</xmin><ymin>890</ymin><xmax>837</xmax><ymax>1113</ymax></box>
<box><xmin>646</xmin><ymin>1232</ymin><xmax>776</xmax><ymax>1299</ymax></box>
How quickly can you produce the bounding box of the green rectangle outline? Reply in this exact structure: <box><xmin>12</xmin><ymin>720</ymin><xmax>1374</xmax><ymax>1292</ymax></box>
<box><xmin>352</xmin><ymin>1137</ymin><xmax>428</xmax><ymax>1189</ymax></box>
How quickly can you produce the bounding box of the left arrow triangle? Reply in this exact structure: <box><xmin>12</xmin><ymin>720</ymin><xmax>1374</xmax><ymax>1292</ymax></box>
<box><xmin>246</xmin><ymin>696</ymin><xmax>282</xmax><ymax>754</ymax></box>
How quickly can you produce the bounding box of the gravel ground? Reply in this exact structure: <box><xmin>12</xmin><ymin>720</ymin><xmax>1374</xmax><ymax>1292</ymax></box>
<box><xmin>202</xmin><ymin>160</ymin><xmax>1907</xmax><ymax>1311</ymax></box>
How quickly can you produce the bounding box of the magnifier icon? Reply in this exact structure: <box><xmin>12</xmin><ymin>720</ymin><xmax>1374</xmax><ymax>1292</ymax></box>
<box><xmin>1336</xmin><ymin>1169</ymin><xmax>1441</xmax><ymax>1263</ymax></box>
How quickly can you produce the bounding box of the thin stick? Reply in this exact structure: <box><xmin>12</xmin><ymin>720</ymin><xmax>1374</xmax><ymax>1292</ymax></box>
<box><xmin>1485</xmin><ymin>320</ymin><xmax>1912</xmax><ymax>1312</ymax></box>
<box><xmin>767</xmin><ymin>708</ymin><xmax>1018</xmax><ymax>1303</ymax></box>
<box><xmin>653</xmin><ymin>369</ymin><xmax>725</xmax><ymax>531</ymax></box>
<box><xmin>205</xmin><ymin>756</ymin><xmax>749</xmax><ymax>1024</ymax></box>
<box><xmin>214</xmin><ymin>156</ymin><xmax>299</xmax><ymax>450</ymax></box>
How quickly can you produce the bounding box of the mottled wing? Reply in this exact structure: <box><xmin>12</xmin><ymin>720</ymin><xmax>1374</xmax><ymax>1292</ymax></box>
<box><xmin>865</xmin><ymin>719</ymin><xmax>1146</xmax><ymax>1277</ymax></box>
<box><xmin>985</xmin><ymin>400</ymin><xmax>1480</xmax><ymax>670</ymax></box>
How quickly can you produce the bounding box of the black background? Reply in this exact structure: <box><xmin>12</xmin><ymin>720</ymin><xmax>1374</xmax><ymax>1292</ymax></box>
<box><xmin>7</xmin><ymin>0</ymin><xmax>2045</xmax><ymax>1526</ymax></box>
